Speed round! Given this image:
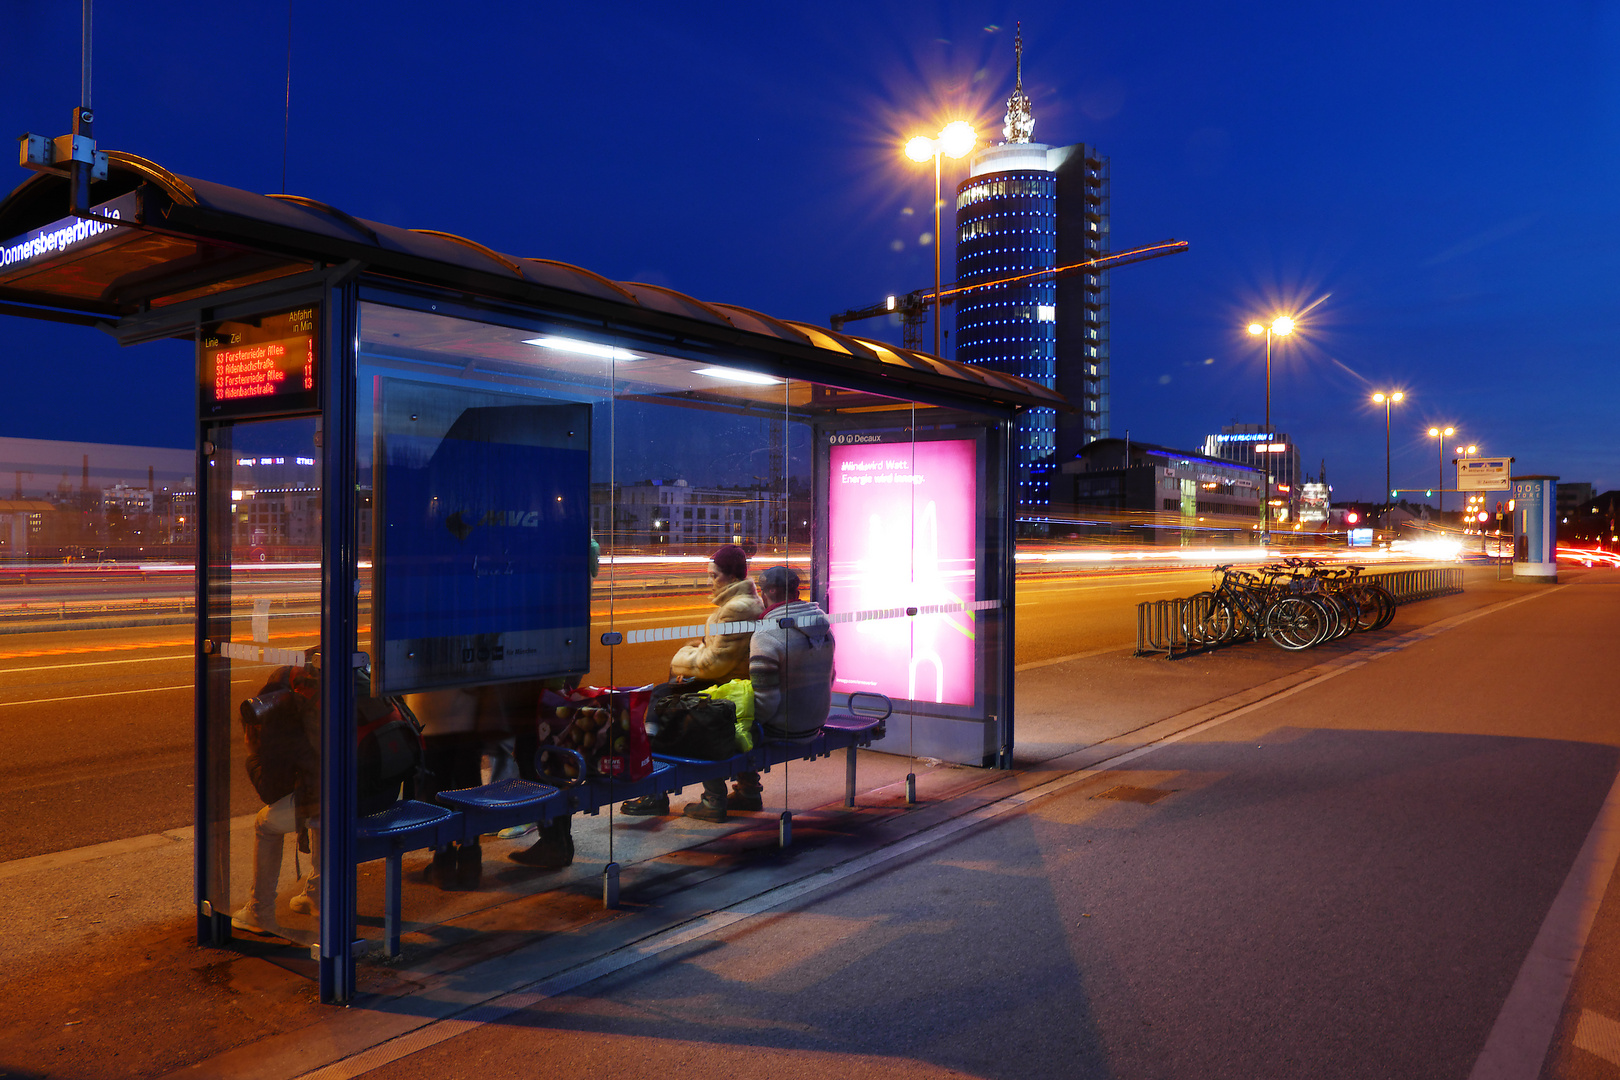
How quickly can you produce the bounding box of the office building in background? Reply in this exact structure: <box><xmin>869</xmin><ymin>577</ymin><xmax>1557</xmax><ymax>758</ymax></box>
<box><xmin>954</xmin><ymin>29</ymin><xmax>1111</xmax><ymax>518</ymax></box>
<box><xmin>1203</xmin><ymin>424</ymin><xmax>1303</xmax><ymax>523</ymax></box>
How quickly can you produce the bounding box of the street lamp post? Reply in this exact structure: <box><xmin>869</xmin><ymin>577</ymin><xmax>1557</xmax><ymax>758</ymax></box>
<box><xmin>906</xmin><ymin>121</ymin><xmax>977</xmax><ymax>357</ymax></box>
<box><xmin>1427</xmin><ymin>425</ymin><xmax>1456</xmax><ymax>515</ymax></box>
<box><xmin>1372</xmin><ymin>391</ymin><xmax>1404</xmax><ymax>520</ymax></box>
<box><xmin>1246</xmin><ymin>316</ymin><xmax>1295</xmax><ymax>544</ymax></box>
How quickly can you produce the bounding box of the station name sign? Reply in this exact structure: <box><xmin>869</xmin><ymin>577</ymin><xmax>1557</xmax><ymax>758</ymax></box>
<box><xmin>200</xmin><ymin>306</ymin><xmax>319</xmax><ymax>419</ymax></box>
<box><xmin>0</xmin><ymin>191</ymin><xmax>139</xmax><ymax>280</ymax></box>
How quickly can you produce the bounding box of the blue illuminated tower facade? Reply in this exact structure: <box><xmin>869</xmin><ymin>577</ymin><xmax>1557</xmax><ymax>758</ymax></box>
<box><xmin>954</xmin><ymin>33</ymin><xmax>1110</xmax><ymax>516</ymax></box>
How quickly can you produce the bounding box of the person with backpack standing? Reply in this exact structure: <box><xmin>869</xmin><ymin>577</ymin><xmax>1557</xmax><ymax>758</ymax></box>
<box><xmin>232</xmin><ymin>663</ymin><xmax>322</xmax><ymax>945</ymax></box>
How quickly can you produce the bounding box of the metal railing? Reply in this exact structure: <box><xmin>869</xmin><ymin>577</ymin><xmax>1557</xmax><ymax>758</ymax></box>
<box><xmin>1364</xmin><ymin>567</ymin><xmax>1464</xmax><ymax>604</ymax></box>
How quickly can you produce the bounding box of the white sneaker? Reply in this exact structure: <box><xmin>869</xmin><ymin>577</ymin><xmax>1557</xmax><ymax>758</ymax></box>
<box><xmin>289</xmin><ymin>892</ymin><xmax>320</xmax><ymax>916</ymax></box>
<box><xmin>231</xmin><ymin>904</ymin><xmax>272</xmax><ymax>934</ymax></box>
<box><xmin>232</xmin><ymin>903</ymin><xmax>314</xmax><ymax>946</ymax></box>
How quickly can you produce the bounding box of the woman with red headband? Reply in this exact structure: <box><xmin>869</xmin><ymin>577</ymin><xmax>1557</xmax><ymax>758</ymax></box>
<box><xmin>668</xmin><ymin>544</ymin><xmax>762</xmax><ymax>681</ymax></box>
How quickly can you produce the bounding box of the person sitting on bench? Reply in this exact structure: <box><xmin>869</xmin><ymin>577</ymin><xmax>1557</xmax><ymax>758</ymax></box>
<box><xmin>690</xmin><ymin>564</ymin><xmax>835</xmax><ymax>820</ymax></box>
<box><xmin>622</xmin><ymin>544</ymin><xmax>762</xmax><ymax>817</ymax></box>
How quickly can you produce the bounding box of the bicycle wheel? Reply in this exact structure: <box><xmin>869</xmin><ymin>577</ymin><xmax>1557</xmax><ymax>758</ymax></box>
<box><xmin>1345</xmin><ymin>586</ymin><xmax>1379</xmax><ymax>632</ymax></box>
<box><xmin>1320</xmin><ymin>592</ymin><xmax>1355</xmax><ymax>640</ymax></box>
<box><xmin>1367</xmin><ymin>583</ymin><xmax>1397</xmax><ymax>630</ymax></box>
<box><xmin>1183</xmin><ymin>592</ymin><xmax>1218</xmax><ymax>645</ymax></box>
<box><xmin>1266</xmin><ymin>596</ymin><xmax>1325</xmax><ymax>650</ymax></box>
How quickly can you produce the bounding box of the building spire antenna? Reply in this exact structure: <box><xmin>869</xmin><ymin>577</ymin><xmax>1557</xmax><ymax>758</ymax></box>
<box><xmin>1003</xmin><ymin>21</ymin><xmax>1034</xmax><ymax>144</ymax></box>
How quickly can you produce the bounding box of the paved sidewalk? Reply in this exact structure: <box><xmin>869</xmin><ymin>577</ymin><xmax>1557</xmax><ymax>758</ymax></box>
<box><xmin>3</xmin><ymin>567</ymin><xmax>1611</xmax><ymax>1079</ymax></box>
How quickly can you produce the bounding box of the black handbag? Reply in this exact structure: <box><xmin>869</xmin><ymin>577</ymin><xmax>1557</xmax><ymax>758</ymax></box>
<box><xmin>649</xmin><ymin>693</ymin><xmax>738</xmax><ymax>760</ymax></box>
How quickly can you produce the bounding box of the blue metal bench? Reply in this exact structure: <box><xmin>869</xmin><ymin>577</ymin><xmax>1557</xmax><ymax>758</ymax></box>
<box><xmin>352</xmin><ymin>693</ymin><xmax>892</xmax><ymax>938</ymax></box>
<box><xmin>355</xmin><ymin>799</ymin><xmax>463</xmax><ymax>957</ymax></box>
<box><xmin>653</xmin><ymin>692</ymin><xmax>893</xmax><ymax>811</ymax></box>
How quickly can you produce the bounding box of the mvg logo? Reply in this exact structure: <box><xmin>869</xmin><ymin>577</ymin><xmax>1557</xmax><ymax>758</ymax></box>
<box><xmin>445</xmin><ymin>509</ymin><xmax>542</xmax><ymax>541</ymax></box>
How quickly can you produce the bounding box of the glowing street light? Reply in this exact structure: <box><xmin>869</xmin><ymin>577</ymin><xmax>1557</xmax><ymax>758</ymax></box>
<box><xmin>1372</xmin><ymin>391</ymin><xmax>1404</xmax><ymax>515</ymax></box>
<box><xmin>1246</xmin><ymin>316</ymin><xmax>1296</xmax><ymax>543</ymax></box>
<box><xmin>1428</xmin><ymin>425</ymin><xmax>1456</xmax><ymax>514</ymax></box>
<box><xmin>905</xmin><ymin>120</ymin><xmax>977</xmax><ymax>356</ymax></box>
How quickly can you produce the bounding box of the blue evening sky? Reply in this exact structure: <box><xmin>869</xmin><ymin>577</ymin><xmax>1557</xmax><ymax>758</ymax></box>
<box><xmin>2</xmin><ymin>1</ymin><xmax>1616</xmax><ymax>500</ymax></box>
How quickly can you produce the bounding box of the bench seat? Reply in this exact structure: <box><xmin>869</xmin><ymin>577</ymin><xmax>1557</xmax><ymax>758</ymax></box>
<box><xmin>355</xmin><ymin>799</ymin><xmax>462</xmax><ymax>957</ymax></box>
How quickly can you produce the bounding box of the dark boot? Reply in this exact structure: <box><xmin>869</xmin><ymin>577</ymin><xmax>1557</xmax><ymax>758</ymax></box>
<box><xmin>727</xmin><ymin>778</ymin><xmax>764</xmax><ymax>812</ymax></box>
<box><xmin>425</xmin><ymin>845</ymin><xmax>457</xmax><ymax>887</ymax></box>
<box><xmin>511</xmin><ymin>818</ymin><xmax>574</xmax><ymax>869</ymax></box>
<box><xmin>683</xmin><ymin>791</ymin><xmax>728</xmax><ymax>822</ymax></box>
<box><xmin>621</xmin><ymin>794</ymin><xmax>670</xmax><ymax>816</ymax></box>
<box><xmin>455</xmin><ymin>842</ymin><xmax>483</xmax><ymax>889</ymax></box>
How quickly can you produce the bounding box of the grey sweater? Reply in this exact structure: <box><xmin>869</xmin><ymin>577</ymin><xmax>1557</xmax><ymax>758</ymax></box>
<box><xmin>750</xmin><ymin>600</ymin><xmax>835</xmax><ymax>738</ymax></box>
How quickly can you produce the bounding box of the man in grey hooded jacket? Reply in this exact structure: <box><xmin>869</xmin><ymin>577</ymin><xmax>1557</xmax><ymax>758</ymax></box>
<box><xmin>694</xmin><ymin>564</ymin><xmax>836</xmax><ymax>817</ymax></box>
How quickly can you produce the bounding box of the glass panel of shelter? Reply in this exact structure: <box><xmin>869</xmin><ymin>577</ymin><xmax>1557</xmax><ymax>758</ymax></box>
<box><xmin>348</xmin><ymin>297</ymin><xmax>1009</xmax><ymax>954</ymax></box>
<box><xmin>200</xmin><ymin>416</ymin><xmax>323</xmax><ymax>949</ymax></box>
<box><xmin>604</xmin><ymin>354</ymin><xmax>791</xmax><ymax>826</ymax></box>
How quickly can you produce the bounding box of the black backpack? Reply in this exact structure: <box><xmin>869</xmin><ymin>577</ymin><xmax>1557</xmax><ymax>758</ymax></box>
<box><xmin>239</xmin><ymin>657</ymin><xmax>422</xmax><ymax>815</ymax></box>
<box><xmin>239</xmin><ymin>665</ymin><xmax>318</xmax><ymax>806</ymax></box>
<box><xmin>356</xmin><ymin>691</ymin><xmax>423</xmax><ymax>817</ymax></box>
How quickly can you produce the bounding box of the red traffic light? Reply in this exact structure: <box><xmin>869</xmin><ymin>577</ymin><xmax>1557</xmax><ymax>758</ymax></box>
<box><xmin>1346</xmin><ymin>511</ymin><xmax>1359</xmax><ymax>525</ymax></box>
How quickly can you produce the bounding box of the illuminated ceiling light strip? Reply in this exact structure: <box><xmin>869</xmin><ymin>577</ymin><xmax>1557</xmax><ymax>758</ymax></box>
<box><xmin>521</xmin><ymin>335</ymin><xmax>640</xmax><ymax>360</ymax></box>
<box><xmin>692</xmin><ymin>366</ymin><xmax>780</xmax><ymax>385</ymax></box>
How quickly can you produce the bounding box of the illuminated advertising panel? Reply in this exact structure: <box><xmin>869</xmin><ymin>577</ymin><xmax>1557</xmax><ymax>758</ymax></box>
<box><xmin>1299</xmin><ymin>482</ymin><xmax>1330</xmax><ymax>523</ymax></box>
<box><xmin>827</xmin><ymin>436</ymin><xmax>977</xmax><ymax>706</ymax></box>
<box><xmin>375</xmin><ymin>378</ymin><xmax>591</xmax><ymax>693</ymax></box>
<box><xmin>201</xmin><ymin>307</ymin><xmax>319</xmax><ymax>419</ymax></box>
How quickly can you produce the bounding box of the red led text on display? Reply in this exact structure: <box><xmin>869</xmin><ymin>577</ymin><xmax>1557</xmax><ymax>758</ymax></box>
<box><xmin>201</xmin><ymin>307</ymin><xmax>319</xmax><ymax>418</ymax></box>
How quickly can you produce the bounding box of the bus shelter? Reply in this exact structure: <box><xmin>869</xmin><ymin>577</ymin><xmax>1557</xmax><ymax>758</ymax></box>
<box><xmin>0</xmin><ymin>153</ymin><xmax>1064</xmax><ymax>1001</ymax></box>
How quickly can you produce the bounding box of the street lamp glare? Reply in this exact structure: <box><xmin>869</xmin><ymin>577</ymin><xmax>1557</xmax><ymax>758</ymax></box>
<box><xmin>1247</xmin><ymin>323</ymin><xmax>1264</xmax><ymax>336</ymax></box>
<box><xmin>1271</xmin><ymin>316</ymin><xmax>1295</xmax><ymax>336</ymax></box>
<box><xmin>1445</xmin><ymin>426</ymin><xmax>1456</xmax><ymax>437</ymax></box>
<box><xmin>1429</xmin><ymin>427</ymin><xmax>1440</xmax><ymax>437</ymax></box>
<box><xmin>1467</xmin><ymin>444</ymin><xmax>1477</xmax><ymax>454</ymax></box>
<box><xmin>1372</xmin><ymin>392</ymin><xmax>1386</xmax><ymax>403</ymax></box>
<box><xmin>1392</xmin><ymin>391</ymin><xmax>1404</xmax><ymax>402</ymax></box>
<box><xmin>939</xmin><ymin>120</ymin><xmax>977</xmax><ymax>159</ymax></box>
<box><xmin>904</xmin><ymin>135</ymin><xmax>936</xmax><ymax>163</ymax></box>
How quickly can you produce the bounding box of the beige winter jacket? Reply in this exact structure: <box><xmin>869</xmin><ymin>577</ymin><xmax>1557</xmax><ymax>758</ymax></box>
<box><xmin>670</xmin><ymin>579</ymin><xmax>764</xmax><ymax>681</ymax></box>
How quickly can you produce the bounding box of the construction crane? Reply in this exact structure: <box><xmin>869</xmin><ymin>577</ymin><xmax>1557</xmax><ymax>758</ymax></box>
<box><xmin>830</xmin><ymin>240</ymin><xmax>1189</xmax><ymax>352</ymax></box>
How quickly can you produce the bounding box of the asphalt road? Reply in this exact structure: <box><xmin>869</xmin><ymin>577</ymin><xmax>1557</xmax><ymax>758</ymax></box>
<box><xmin>0</xmin><ymin>568</ymin><xmax>1209</xmax><ymax>863</ymax></box>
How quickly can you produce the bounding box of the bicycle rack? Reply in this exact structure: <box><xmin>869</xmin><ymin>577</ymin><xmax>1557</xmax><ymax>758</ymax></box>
<box><xmin>1134</xmin><ymin>567</ymin><xmax>1463</xmax><ymax>659</ymax></box>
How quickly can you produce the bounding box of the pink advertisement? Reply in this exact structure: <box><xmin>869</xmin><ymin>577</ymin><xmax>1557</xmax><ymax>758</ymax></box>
<box><xmin>827</xmin><ymin>437</ymin><xmax>977</xmax><ymax>706</ymax></box>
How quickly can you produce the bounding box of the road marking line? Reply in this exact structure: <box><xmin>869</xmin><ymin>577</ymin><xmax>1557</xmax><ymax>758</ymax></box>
<box><xmin>1016</xmin><ymin>645</ymin><xmax>1129</xmax><ymax>671</ymax></box>
<box><xmin>0</xmin><ymin>653</ymin><xmax>191</xmax><ymax>675</ymax></box>
<box><xmin>1575</xmin><ymin>1009</ymin><xmax>1620</xmax><ymax>1066</ymax></box>
<box><xmin>0</xmin><ymin>683</ymin><xmax>192</xmax><ymax>709</ymax></box>
<box><xmin>1470</xmin><ymin>760</ymin><xmax>1620</xmax><ymax>1078</ymax></box>
<box><xmin>288</xmin><ymin>582</ymin><xmax>1560</xmax><ymax>1080</ymax></box>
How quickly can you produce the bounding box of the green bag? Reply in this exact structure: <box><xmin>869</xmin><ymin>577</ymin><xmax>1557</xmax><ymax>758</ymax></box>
<box><xmin>702</xmin><ymin>679</ymin><xmax>755</xmax><ymax>751</ymax></box>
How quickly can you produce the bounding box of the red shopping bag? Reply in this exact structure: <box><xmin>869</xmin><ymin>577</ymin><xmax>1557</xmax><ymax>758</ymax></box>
<box><xmin>536</xmin><ymin>686</ymin><xmax>653</xmax><ymax>782</ymax></box>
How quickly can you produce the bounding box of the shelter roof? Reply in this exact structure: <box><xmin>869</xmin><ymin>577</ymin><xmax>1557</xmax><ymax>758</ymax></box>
<box><xmin>0</xmin><ymin>154</ymin><xmax>1068</xmax><ymax>414</ymax></box>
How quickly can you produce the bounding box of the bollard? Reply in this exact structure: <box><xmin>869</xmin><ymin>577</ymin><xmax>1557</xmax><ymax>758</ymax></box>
<box><xmin>905</xmin><ymin>773</ymin><xmax>917</xmax><ymax>804</ymax></box>
<box><xmin>602</xmin><ymin>861</ymin><xmax>620</xmax><ymax>909</ymax></box>
<box><xmin>779</xmin><ymin>810</ymin><xmax>793</xmax><ymax>848</ymax></box>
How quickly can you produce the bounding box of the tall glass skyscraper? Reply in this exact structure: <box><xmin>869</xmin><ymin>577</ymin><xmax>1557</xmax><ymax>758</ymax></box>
<box><xmin>954</xmin><ymin>30</ymin><xmax>1110</xmax><ymax>516</ymax></box>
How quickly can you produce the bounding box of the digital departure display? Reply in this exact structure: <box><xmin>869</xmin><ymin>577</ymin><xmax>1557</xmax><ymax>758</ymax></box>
<box><xmin>201</xmin><ymin>307</ymin><xmax>319</xmax><ymax>418</ymax></box>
